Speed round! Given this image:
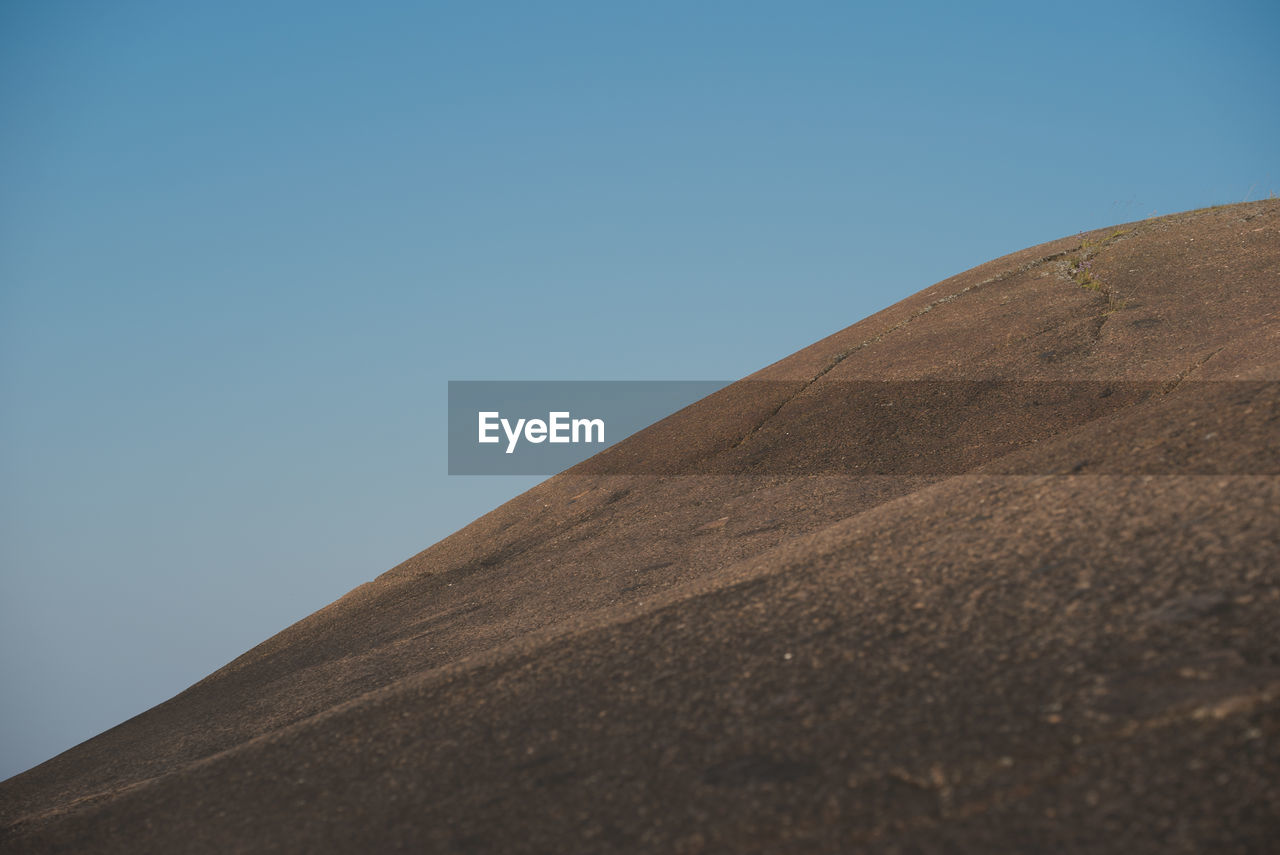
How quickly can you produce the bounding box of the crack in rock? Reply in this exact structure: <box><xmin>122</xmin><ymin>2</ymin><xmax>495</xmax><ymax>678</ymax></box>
<box><xmin>731</xmin><ymin>244</ymin><xmax>1088</xmax><ymax>450</ymax></box>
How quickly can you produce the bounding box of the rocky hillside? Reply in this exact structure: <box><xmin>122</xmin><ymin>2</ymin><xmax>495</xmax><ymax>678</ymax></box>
<box><xmin>3</xmin><ymin>201</ymin><xmax>1277</xmax><ymax>853</ymax></box>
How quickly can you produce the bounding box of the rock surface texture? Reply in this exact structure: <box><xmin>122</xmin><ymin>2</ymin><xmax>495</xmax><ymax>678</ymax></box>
<box><xmin>3</xmin><ymin>202</ymin><xmax>1278</xmax><ymax>853</ymax></box>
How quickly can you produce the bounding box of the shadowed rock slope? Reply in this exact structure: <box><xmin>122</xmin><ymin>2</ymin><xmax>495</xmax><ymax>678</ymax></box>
<box><xmin>3</xmin><ymin>201</ymin><xmax>1278</xmax><ymax>853</ymax></box>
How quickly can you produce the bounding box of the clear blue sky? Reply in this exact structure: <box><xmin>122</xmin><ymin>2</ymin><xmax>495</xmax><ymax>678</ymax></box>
<box><xmin>2</xmin><ymin>1</ymin><xmax>1277</xmax><ymax>779</ymax></box>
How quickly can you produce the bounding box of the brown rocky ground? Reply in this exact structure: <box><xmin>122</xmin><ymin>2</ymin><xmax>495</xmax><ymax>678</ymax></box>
<box><xmin>2</xmin><ymin>201</ymin><xmax>1277</xmax><ymax>853</ymax></box>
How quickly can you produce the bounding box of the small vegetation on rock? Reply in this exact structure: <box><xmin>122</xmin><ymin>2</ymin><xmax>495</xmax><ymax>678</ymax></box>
<box><xmin>1066</xmin><ymin>229</ymin><xmax>1131</xmax><ymax>313</ymax></box>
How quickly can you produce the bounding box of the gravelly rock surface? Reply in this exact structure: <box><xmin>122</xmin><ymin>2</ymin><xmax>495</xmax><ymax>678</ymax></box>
<box><xmin>3</xmin><ymin>201</ymin><xmax>1277</xmax><ymax>853</ymax></box>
